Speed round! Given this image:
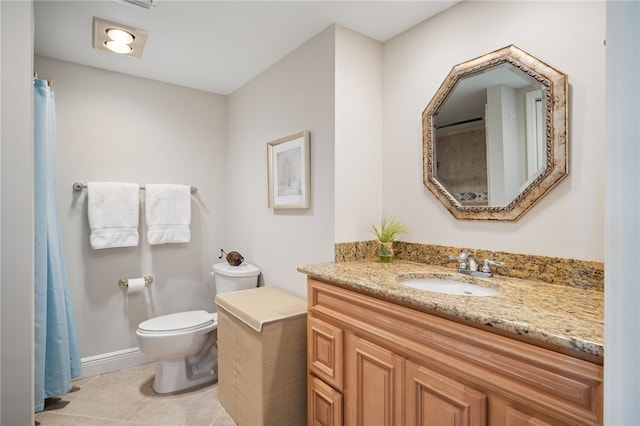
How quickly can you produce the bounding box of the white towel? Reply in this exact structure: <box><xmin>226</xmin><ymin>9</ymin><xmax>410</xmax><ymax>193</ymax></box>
<box><xmin>145</xmin><ymin>184</ymin><xmax>191</xmax><ymax>245</ymax></box>
<box><xmin>87</xmin><ymin>182</ymin><xmax>140</xmax><ymax>250</ymax></box>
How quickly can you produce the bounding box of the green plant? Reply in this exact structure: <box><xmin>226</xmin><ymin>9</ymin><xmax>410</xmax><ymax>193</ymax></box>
<box><xmin>370</xmin><ymin>215</ymin><xmax>407</xmax><ymax>243</ymax></box>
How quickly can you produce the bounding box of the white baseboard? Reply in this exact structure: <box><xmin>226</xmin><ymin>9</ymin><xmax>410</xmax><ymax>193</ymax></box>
<box><xmin>80</xmin><ymin>347</ymin><xmax>153</xmax><ymax>378</ymax></box>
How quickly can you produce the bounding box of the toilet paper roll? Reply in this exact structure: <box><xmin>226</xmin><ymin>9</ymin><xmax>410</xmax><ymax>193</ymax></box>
<box><xmin>126</xmin><ymin>278</ymin><xmax>146</xmax><ymax>294</ymax></box>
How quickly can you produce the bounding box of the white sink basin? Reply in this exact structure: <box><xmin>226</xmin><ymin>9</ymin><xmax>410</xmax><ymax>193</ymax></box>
<box><xmin>400</xmin><ymin>278</ymin><xmax>500</xmax><ymax>297</ymax></box>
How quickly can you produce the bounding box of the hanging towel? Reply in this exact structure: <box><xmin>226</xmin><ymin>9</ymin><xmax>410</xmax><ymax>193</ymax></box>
<box><xmin>87</xmin><ymin>182</ymin><xmax>140</xmax><ymax>249</ymax></box>
<box><xmin>145</xmin><ymin>184</ymin><xmax>191</xmax><ymax>245</ymax></box>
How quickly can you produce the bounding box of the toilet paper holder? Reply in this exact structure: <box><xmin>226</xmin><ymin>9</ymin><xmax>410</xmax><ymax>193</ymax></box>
<box><xmin>118</xmin><ymin>275</ymin><xmax>154</xmax><ymax>289</ymax></box>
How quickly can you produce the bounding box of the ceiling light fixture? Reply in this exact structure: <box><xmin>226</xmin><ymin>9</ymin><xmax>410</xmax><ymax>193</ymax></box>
<box><xmin>104</xmin><ymin>28</ymin><xmax>135</xmax><ymax>54</ymax></box>
<box><xmin>106</xmin><ymin>28</ymin><xmax>135</xmax><ymax>45</ymax></box>
<box><xmin>105</xmin><ymin>40</ymin><xmax>133</xmax><ymax>54</ymax></box>
<box><xmin>93</xmin><ymin>17</ymin><xmax>148</xmax><ymax>59</ymax></box>
<box><xmin>121</xmin><ymin>0</ymin><xmax>155</xmax><ymax>10</ymax></box>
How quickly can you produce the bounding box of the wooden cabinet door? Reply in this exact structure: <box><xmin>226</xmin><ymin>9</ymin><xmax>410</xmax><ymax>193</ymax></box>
<box><xmin>504</xmin><ymin>406</ymin><xmax>553</xmax><ymax>426</ymax></box>
<box><xmin>309</xmin><ymin>316</ymin><xmax>344</xmax><ymax>390</ymax></box>
<box><xmin>309</xmin><ymin>376</ymin><xmax>343</xmax><ymax>426</ymax></box>
<box><xmin>405</xmin><ymin>360</ymin><xmax>488</xmax><ymax>426</ymax></box>
<box><xmin>345</xmin><ymin>333</ymin><xmax>405</xmax><ymax>426</ymax></box>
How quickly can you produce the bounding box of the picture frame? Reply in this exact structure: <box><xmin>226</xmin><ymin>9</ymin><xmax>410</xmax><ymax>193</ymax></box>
<box><xmin>267</xmin><ymin>130</ymin><xmax>311</xmax><ymax>209</ymax></box>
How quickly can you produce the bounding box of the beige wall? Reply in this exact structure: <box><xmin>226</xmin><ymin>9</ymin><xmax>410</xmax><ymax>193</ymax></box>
<box><xmin>226</xmin><ymin>26</ymin><xmax>337</xmax><ymax>300</ymax></box>
<box><xmin>1</xmin><ymin>2</ymin><xmax>35</xmax><ymax>424</ymax></box>
<box><xmin>34</xmin><ymin>56</ymin><xmax>228</xmax><ymax>358</ymax></box>
<box><xmin>334</xmin><ymin>26</ymin><xmax>384</xmax><ymax>242</ymax></box>
<box><xmin>382</xmin><ymin>1</ymin><xmax>605</xmax><ymax>260</ymax></box>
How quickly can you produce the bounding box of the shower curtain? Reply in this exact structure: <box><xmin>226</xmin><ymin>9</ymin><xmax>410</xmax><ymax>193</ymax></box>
<box><xmin>34</xmin><ymin>78</ymin><xmax>82</xmax><ymax>412</ymax></box>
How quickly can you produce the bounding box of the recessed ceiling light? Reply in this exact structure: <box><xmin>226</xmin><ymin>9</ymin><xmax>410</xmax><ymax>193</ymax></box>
<box><xmin>93</xmin><ymin>17</ymin><xmax>148</xmax><ymax>59</ymax></box>
<box><xmin>105</xmin><ymin>40</ymin><xmax>133</xmax><ymax>54</ymax></box>
<box><xmin>106</xmin><ymin>28</ymin><xmax>135</xmax><ymax>45</ymax></box>
<box><xmin>104</xmin><ymin>28</ymin><xmax>135</xmax><ymax>54</ymax></box>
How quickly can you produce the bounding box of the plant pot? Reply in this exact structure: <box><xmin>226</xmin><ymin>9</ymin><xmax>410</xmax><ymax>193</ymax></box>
<box><xmin>379</xmin><ymin>241</ymin><xmax>394</xmax><ymax>263</ymax></box>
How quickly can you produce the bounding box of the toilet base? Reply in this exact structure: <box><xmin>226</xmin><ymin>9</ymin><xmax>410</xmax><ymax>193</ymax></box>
<box><xmin>152</xmin><ymin>358</ymin><xmax>217</xmax><ymax>394</ymax></box>
<box><xmin>151</xmin><ymin>334</ymin><xmax>218</xmax><ymax>394</ymax></box>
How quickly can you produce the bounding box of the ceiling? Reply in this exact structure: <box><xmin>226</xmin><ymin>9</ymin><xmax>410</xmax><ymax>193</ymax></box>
<box><xmin>34</xmin><ymin>0</ymin><xmax>458</xmax><ymax>95</ymax></box>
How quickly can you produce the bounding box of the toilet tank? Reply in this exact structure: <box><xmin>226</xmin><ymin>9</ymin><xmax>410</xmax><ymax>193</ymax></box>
<box><xmin>212</xmin><ymin>262</ymin><xmax>260</xmax><ymax>294</ymax></box>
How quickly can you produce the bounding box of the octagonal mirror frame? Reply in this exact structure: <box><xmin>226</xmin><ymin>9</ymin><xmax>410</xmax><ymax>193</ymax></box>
<box><xmin>422</xmin><ymin>45</ymin><xmax>568</xmax><ymax>221</ymax></box>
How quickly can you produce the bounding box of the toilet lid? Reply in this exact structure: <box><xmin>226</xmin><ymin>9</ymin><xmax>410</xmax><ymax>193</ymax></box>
<box><xmin>138</xmin><ymin>310</ymin><xmax>216</xmax><ymax>333</ymax></box>
<box><xmin>212</xmin><ymin>262</ymin><xmax>260</xmax><ymax>277</ymax></box>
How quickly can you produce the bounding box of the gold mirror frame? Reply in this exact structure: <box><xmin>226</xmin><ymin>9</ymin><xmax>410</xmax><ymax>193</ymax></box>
<box><xmin>422</xmin><ymin>45</ymin><xmax>568</xmax><ymax>221</ymax></box>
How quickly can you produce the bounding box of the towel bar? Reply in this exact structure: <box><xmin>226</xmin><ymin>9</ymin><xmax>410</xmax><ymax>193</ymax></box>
<box><xmin>73</xmin><ymin>181</ymin><xmax>197</xmax><ymax>194</ymax></box>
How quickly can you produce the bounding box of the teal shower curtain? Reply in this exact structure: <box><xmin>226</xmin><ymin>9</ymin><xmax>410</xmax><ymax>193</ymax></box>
<box><xmin>34</xmin><ymin>78</ymin><xmax>82</xmax><ymax>412</ymax></box>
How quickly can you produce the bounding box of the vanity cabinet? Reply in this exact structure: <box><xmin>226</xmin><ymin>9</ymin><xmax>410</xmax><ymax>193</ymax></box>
<box><xmin>306</xmin><ymin>278</ymin><xmax>603</xmax><ymax>426</ymax></box>
<box><xmin>345</xmin><ymin>334</ymin><xmax>405</xmax><ymax>425</ymax></box>
<box><xmin>405</xmin><ymin>359</ymin><xmax>488</xmax><ymax>426</ymax></box>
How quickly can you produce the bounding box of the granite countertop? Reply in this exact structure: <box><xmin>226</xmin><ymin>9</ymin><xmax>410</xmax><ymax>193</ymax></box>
<box><xmin>298</xmin><ymin>260</ymin><xmax>604</xmax><ymax>362</ymax></box>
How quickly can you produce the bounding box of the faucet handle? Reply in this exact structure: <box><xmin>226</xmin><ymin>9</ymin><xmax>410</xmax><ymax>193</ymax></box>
<box><xmin>482</xmin><ymin>259</ymin><xmax>504</xmax><ymax>274</ymax></box>
<box><xmin>448</xmin><ymin>253</ymin><xmax>466</xmax><ymax>270</ymax></box>
<box><xmin>449</xmin><ymin>251</ymin><xmax>471</xmax><ymax>261</ymax></box>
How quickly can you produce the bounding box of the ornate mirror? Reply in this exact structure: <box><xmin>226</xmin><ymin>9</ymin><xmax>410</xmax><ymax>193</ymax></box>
<box><xmin>422</xmin><ymin>45</ymin><xmax>567</xmax><ymax>221</ymax></box>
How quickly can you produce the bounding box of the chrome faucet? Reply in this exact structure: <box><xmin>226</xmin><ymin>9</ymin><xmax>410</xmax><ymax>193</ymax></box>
<box><xmin>449</xmin><ymin>251</ymin><xmax>478</xmax><ymax>271</ymax></box>
<box><xmin>448</xmin><ymin>251</ymin><xmax>504</xmax><ymax>278</ymax></box>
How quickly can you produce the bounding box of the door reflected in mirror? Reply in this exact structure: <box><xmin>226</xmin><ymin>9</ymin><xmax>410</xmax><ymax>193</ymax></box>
<box><xmin>423</xmin><ymin>45</ymin><xmax>568</xmax><ymax>221</ymax></box>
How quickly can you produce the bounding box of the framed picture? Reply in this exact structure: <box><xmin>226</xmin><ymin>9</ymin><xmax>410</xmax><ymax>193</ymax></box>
<box><xmin>267</xmin><ymin>130</ymin><xmax>310</xmax><ymax>209</ymax></box>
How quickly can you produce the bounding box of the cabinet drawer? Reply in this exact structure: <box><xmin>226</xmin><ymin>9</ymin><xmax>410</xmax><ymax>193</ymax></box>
<box><xmin>308</xmin><ymin>316</ymin><xmax>344</xmax><ymax>390</ymax></box>
<box><xmin>309</xmin><ymin>376</ymin><xmax>343</xmax><ymax>426</ymax></box>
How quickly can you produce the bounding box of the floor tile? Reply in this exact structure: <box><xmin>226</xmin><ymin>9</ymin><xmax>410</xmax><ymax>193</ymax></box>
<box><xmin>35</xmin><ymin>363</ymin><xmax>234</xmax><ymax>426</ymax></box>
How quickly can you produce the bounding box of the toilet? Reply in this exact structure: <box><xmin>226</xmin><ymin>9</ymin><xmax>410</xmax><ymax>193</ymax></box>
<box><xmin>136</xmin><ymin>262</ymin><xmax>260</xmax><ymax>393</ymax></box>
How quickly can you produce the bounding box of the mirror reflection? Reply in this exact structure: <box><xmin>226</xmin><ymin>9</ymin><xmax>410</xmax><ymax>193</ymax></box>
<box><xmin>434</xmin><ymin>63</ymin><xmax>546</xmax><ymax>206</ymax></box>
<box><xmin>422</xmin><ymin>45</ymin><xmax>568</xmax><ymax>221</ymax></box>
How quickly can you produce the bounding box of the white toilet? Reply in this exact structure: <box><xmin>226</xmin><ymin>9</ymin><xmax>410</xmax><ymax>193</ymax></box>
<box><xmin>136</xmin><ymin>262</ymin><xmax>260</xmax><ymax>393</ymax></box>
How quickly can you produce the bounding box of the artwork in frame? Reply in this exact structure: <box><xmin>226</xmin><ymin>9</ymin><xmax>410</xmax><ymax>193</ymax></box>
<box><xmin>267</xmin><ymin>130</ymin><xmax>310</xmax><ymax>209</ymax></box>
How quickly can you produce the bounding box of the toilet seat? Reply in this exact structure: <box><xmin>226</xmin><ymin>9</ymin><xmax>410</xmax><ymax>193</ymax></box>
<box><xmin>137</xmin><ymin>310</ymin><xmax>217</xmax><ymax>334</ymax></box>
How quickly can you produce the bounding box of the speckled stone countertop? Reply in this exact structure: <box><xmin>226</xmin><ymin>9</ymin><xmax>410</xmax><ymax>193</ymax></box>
<box><xmin>298</xmin><ymin>260</ymin><xmax>603</xmax><ymax>362</ymax></box>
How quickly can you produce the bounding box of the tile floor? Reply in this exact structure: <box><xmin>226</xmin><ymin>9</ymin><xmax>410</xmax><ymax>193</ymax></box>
<box><xmin>34</xmin><ymin>363</ymin><xmax>236</xmax><ymax>426</ymax></box>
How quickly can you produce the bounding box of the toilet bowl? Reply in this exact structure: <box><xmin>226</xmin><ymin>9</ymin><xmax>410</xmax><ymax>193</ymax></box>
<box><xmin>136</xmin><ymin>262</ymin><xmax>260</xmax><ymax>393</ymax></box>
<box><xmin>136</xmin><ymin>310</ymin><xmax>218</xmax><ymax>393</ymax></box>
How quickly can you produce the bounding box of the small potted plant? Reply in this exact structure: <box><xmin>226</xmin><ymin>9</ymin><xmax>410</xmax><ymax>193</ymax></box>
<box><xmin>370</xmin><ymin>215</ymin><xmax>407</xmax><ymax>263</ymax></box>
